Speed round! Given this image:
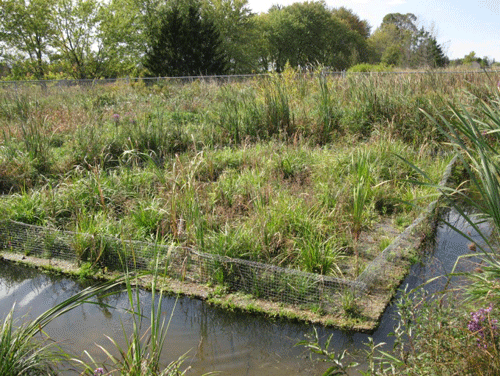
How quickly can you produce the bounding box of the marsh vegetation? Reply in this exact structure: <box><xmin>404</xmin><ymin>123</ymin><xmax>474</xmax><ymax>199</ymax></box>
<box><xmin>2</xmin><ymin>69</ymin><xmax>482</xmax><ymax>280</ymax></box>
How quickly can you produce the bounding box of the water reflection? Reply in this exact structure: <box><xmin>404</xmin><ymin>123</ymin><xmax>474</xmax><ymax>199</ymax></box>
<box><xmin>0</xmin><ymin>209</ymin><xmax>487</xmax><ymax>375</ymax></box>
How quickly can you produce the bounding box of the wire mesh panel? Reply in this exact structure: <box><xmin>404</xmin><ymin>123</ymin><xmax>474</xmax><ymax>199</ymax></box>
<box><xmin>0</xmin><ymin>219</ymin><xmax>367</xmax><ymax>308</ymax></box>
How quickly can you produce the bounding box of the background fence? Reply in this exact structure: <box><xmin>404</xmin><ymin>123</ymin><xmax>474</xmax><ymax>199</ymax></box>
<box><xmin>0</xmin><ymin>69</ymin><xmax>499</xmax><ymax>90</ymax></box>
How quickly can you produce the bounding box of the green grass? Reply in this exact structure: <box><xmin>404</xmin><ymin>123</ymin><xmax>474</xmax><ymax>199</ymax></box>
<box><xmin>297</xmin><ymin>78</ymin><xmax>500</xmax><ymax>372</ymax></box>
<box><xmin>1</xmin><ymin>70</ymin><xmax>494</xmax><ymax>281</ymax></box>
<box><xmin>0</xmin><ymin>274</ymin><xmax>127</xmax><ymax>375</ymax></box>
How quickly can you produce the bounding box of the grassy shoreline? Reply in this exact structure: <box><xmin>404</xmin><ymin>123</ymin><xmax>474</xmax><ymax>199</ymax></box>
<box><xmin>1</xmin><ymin>69</ymin><xmax>497</xmax><ymax>329</ymax></box>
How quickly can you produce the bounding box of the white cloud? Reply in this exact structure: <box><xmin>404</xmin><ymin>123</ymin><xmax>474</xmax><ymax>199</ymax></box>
<box><xmin>478</xmin><ymin>0</ymin><xmax>500</xmax><ymax>16</ymax></box>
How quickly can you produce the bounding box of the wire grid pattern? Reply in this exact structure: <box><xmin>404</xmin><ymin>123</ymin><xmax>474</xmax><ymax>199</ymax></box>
<box><xmin>355</xmin><ymin>201</ymin><xmax>436</xmax><ymax>292</ymax></box>
<box><xmin>0</xmin><ymin>219</ymin><xmax>366</xmax><ymax>307</ymax></box>
<box><xmin>0</xmin><ymin>70</ymin><xmax>498</xmax><ymax>91</ymax></box>
<box><xmin>355</xmin><ymin>156</ymin><xmax>457</xmax><ymax>291</ymax></box>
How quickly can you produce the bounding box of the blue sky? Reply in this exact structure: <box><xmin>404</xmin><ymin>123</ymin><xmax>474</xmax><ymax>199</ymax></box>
<box><xmin>247</xmin><ymin>0</ymin><xmax>500</xmax><ymax>62</ymax></box>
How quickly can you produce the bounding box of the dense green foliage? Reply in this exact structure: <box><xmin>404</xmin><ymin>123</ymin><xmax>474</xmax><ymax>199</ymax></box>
<box><xmin>145</xmin><ymin>2</ymin><xmax>227</xmax><ymax>77</ymax></box>
<box><xmin>298</xmin><ymin>75</ymin><xmax>500</xmax><ymax>375</ymax></box>
<box><xmin>0</xmin><ymin>0</ymin><xmax>456</xmax><ymax>80</ymax></box>
<box><xmin>368</xmin><ymin>12</ymin><xmax>448</xmax><ymax>68</ymax></box>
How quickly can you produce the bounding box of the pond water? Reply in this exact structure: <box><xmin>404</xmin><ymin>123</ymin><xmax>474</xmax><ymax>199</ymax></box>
<box><xmin>0</xmin><ymin>210</ymin><xmax>488</xmax><ymax>375</ymax></box>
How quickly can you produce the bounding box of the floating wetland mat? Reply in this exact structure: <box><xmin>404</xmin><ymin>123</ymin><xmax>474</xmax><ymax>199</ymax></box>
<box><xmin>0</xmin><ymin>157</ymin><xmax>457</xmax><ymax>330</ymax></box>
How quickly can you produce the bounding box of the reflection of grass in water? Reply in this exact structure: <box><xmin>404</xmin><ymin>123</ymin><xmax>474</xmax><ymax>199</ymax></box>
<box><xmin>75</xmin><ymin>256</ymin><xmax>194</xmax><ymax>375</ymax></box>
<box><xmin>0</xmin><ymin>274</ymin><xmax>126</xmax><ymax>375</ymax></box>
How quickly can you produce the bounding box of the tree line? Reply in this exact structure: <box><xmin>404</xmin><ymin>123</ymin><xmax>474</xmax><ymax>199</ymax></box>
<box><xmin>0</xmin><ymin>0</ymin><xmax>451</xmax><ymax>80</ymax></box>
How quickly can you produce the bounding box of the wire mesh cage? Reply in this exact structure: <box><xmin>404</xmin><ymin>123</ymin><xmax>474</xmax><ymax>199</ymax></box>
<box><xmin>0</xmin><ymin>219</ymin><xmax>367</xmax><ymax>308</ymax></box>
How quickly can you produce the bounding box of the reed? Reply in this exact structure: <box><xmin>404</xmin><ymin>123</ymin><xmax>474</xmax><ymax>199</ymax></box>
<box><xmin>0</xmin><ymin>275</ymin><xmax>127</xmax><ymax>376</ymax></box>
<box><xmin>73</xmin><ymin>265</ymin><xmax>192</xmax><ymax>376</ymax></box>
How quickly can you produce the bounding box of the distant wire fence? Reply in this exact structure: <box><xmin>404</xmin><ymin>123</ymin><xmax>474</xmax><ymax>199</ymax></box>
<box><xmin>0</xmin><ymin>219</ymin><xmax>366</xmax><ymax>308</ymax></box>
<box><xmin>0</xmin><ymin>69</ymin><xmax>499</xmax><ymax>90</ymax></box>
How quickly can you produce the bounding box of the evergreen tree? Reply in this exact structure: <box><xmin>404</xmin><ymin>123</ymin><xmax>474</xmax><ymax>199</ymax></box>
<box><xmin>426</xmin><ymin>37</ymin><xmax>447</xmax><ymax>67</ymax></box>
<box><xmin>145</xmin><ymin>2</ymin><xmax>227</xmax><ymax>77</ymax></box>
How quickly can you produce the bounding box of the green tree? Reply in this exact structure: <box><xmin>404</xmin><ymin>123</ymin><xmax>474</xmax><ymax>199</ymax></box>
<box><xmin>331</xmin><ymin>6</ymin><xmax>370</xmax><ymax>39</ymax></box>
<box><xmin>52</xmin><ymin>0</ymin><xmax>105</xmax><ymax>79</ymax></box>
<box><xmin>145</xmin><ymin>2</ymin><xmax>228</xmax><ymax>77</ymax></box>
<box><xmin>201</xmin><ymin>0</ymin><xmax>261</xmax><ymax>74</ymax></box>
<box><xmin>0</xmin><ymin>0</ymin><xmax>56</xmax><ymax>79</ymax></box>
<box><xmin>463</xmin><ymin>51</ymin><xmax>479</xmax><ymax>65</ymax></box>
<box><xmin>369</xmin><ymin>13</ymin><xmax>416</xmax><ymax>66</ymax></box>
<box><xmin>369</xmin><ymin>13</ymin><xmax>447</xmax><ymax>68</ymax></box>
<box><xmin>98</xmin><ymin>0</ymin><xmax>145</xmax><ymax>76</ymax></box>
<box><xmin>262</xmin><ymin>1</ymin><xmax>366</xmax><ymax>72</ymax></box>
<box><xmin>252</xmin><ymin>12</ymin><xmax>273</xmax><ymax>71</ymax></box>
<box><xmin>412</xmin><ymin>28</ymin><xmax>447</xmax><ymax>67</ymax></box>
<box><xmin>98</xmin><ymin>0</ymin><xmax>166</xmax><ymax>77</ymax></box>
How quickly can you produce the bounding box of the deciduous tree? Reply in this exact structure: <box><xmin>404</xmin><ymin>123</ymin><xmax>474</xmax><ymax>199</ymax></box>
<box><xmin>369</xmin><ymin>12</ymin><xmax>447</xmax><ymax>68</ymax></box>
<box><xmin>201</xmin><ymin>0</ymin><xmax>261</xmax><ymax>74</ymax></box>
<box><xmin>331</xmin><ymin>6</ymin><xmax>370</xmax><ymax>39</ymax></box>
<box><xmin>52</xmin><ymin>0</ymin><xmax>105</xmax><ymax>79</ymax></box>
<box><xmin>262</xmin><ymin>1</ymin><xmax>367</xmax><ymax>72</ymax></box>
<box><xmin>0</xmin><ymin>0</ymin><xmax>56</xmax><ymax>79</ymax></box>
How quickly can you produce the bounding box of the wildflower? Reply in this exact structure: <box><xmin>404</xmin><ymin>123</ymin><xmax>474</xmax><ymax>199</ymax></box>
<box><xmin>468</xmin><ymin>305</ymin><xmax>498</xmax><ymax>348</ymax></box>
<box><xmin>94</xmin><ymin>368</ymin><xmax>104</xmax><ymax>376</ymax></box>
<box><xmin>112</xmin><ymin>114</ymin><xmax>120</xmax><ymax>124</ymax></box>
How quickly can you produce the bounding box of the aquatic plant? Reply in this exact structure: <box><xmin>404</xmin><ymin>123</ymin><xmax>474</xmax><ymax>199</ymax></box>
<box><xmin>295</xmin><ymin>327</ymin><xmax>358</xmax><ymax>376</ymax></box>
<box><xmin>0</xmin><ymin>275</ymin><xmax>126</xmax><ymax>376</ymax></box>
<box><xmin>73</xmin><ymin>258</ymin><xmax>193</xmax><ymax>376</ymax></box>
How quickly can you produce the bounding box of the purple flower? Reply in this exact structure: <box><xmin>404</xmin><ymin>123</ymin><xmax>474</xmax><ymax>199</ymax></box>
<box><xmin>112</xmin><ymin>114</ymin><xmax>120</xmax><ymax>123</ymax></box>
<box><xmin>468</xmin><ymin>305</ymin><xmax>498</xmax><ymax>348</ymax></box>
<box><xmin>94</xmin><ymin>368</ymin><xmax>104</xmax><ymax>376</ymax></box>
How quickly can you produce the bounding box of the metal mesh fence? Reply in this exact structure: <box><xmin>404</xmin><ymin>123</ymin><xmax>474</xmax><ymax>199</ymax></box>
<box><xmin>0</xmin><ymin>219</ymin><xmax>366</xmax><ymax>308</ymax></box>
<box><xmin>1</xmin><ymin>69</ymin><xmax>498</xmax><ymax>91</ymax></box>
<box><xmin>0</xmin><ymin>158</ymin><xmax>456</xmax><ymax>311</ymax></box>
<box><xmin>356</xmin><ymin>156</ymin><xmax>457</xmax><ymax>291</ymax></box>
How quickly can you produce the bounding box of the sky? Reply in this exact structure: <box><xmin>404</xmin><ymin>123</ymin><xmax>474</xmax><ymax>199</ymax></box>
<box><xmin>246</xmin><ymin>0</ymin><xmax>500</xmax><ymax>62</ymax></box>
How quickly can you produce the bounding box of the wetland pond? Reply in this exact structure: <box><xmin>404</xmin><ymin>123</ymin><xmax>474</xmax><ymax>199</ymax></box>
<box><xmin>0</xmin><ymin>210</ymin><xmax>488</xmax><ymax>375</ymax></box>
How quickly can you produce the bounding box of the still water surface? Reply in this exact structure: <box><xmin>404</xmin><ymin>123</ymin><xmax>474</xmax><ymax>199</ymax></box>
<box><xmin>0</xmin><ymin>211</ymin><xmax>487</xmax><ymax>375</ymax></box>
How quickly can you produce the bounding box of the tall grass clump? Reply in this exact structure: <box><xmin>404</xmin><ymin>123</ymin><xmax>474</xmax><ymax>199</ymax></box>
<box><xmin>296</xmin><ymin>232</ymin><xmax>344</xmax><ymax>276</ymax></box>
<box><xmin>0</xmin><ymin>275</ymin><xmax>127</xmax><ymax>376</ymax></box>
<box><xmin>262</xmin><ymin>75</ymin><xmax>294</xmax><ymax>139</ymax></box>
<box><xmin>0</xmin><ymin>93</ymin><xmax>32</xmax><ymax>122</ymax></box>
<box><xmin>216</xmin><ymin>85</ymin><xmax>263</xmax><ymax>145</ymax></box>
<box><xmin>315</xmin><ymin>73</ymin><xmax>340</xmax><ymax>144</ymax></box>
<box><xmin>73</xmin><ymin>258</ymin><xmax>195</xmax><ymax>376</ymax></box>
<box><xmin>351</xmin><ymin>149</ymin><xmax>374</xmax><ymax>241</ymax></box>
<box><xmin>298</xmin><ymin>85</ymin><xmax>500</xmax><ymax>373</ymax></box>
